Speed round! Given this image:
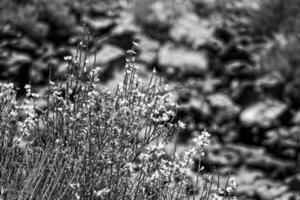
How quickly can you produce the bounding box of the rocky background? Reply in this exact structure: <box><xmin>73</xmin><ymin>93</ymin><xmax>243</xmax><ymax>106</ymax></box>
<box><xmin>1</xmin><ymin>0</ymin><xmax>300</xmax><ymax>199</ymax></box>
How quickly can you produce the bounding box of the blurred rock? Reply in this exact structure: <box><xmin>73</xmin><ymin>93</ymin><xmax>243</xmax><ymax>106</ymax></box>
<box><xmin>231</xmin><ymin>81</ymin><xmax>261</xmax><ymax>106</ymax></box>
<box><xmin>56</xmin><ymin>62</ymin><xmax>69</xmax><ymax>78</ymax></box>
<box><xmin>29</xmin><ymin>67</ymin><xmax>43</xmax><ymax>83</ymax></box>
<box><xmin>87</xmin><ymin>44</ymin><xmax>124</xmax><ymax>69</ymax></box>
<box><xmin>224</xmin><ymin>60</ymin><xmax>255</xmax><ymax>77</ymax></box>
<box><xmin>109</xmin><ymin>13</ymin><xmax>137</xmax><ymax>50</ymax></box>
<box><xmin>208</xmin><ymin>93</ymin><xmax>240</xmax><ymax>113</ymax></box>
<box><xmin>40</xmin><ymin>1</ymin><xmax>77</xmax><ymax>34</ymax></box>
<box><xmin>254</xmin><ymin>179</ymin><xmax>289</xmax><ymax>200</ymax></box>
<box><xmin>235</xmin><ymin>167</ymin><xmax>264</xmax><ymax>196</ymax></box>
<box><xmin>256</xmin><ymin>72</ymin><xmax>284</xmax><ymax>97</ymax></box>
<box><xmin>263</xmin><ymin>129</ymin><xmax>282</xmax><ymax>147</ymax></box>
<box><xmin>133</xmin><ymin>0</ymin><xmax>182</xmax><ymax>41</ymax></box>
<box><xmin>158</xmin><ymin>43</ymin><xmax>209</xmax><ymax>77</ymax></box>
<box><xmin>230</xmin><ymin>0</ymin><xmax>261</xmax><ymax>11</ymax></box>
<box><xmin>184</xmin><ymin>77</ymin><xmax>222</xmax><ymax>94</ymax></box>
<box><xmin>206</xmin><ymin>144</ymin><xmax>241</xmax><ymax>166</ymax></box>
<box><xmin>285</xmin><ymin>174</ymin><xmax>300</xmax><ymax>192</ymax></box>
<box><xmin>84</xmin><ymin>44</ymin><xmax>124</xmax><ymax>81</ymax></box>
<box><xmin>170</xmin><ymin>13</ymin><xmax>214</xmax><ymax>47</ymax></box>
<box><xmin>256</xmin><ymin>71</ymin><xmax>284</xmax><ymax>88</ymax></box>
<box><xmin>285</xmin><ymin>80</ymin><xmax>300</xmax><ymax>109</ymax></box>
<box><xmin>35</xmin><ymin>97</ymin><xmax>48</xmax><ymax>110</ymax></box>
<box><xmin>7</xmin><ymin>37</ymin><xmax>37</xmax><ymax>54</ymax></box>
<box><xmin>207</xmin><ymin>93</ymin><xmax>241</xmax><ymax>123</ymax></box>
<box><xmin>0</xmin><ymin>24</ymin><xmax>21</xmax><ymax>39</ymax></box>
<box><xmin>213</xmin><ymin>27</ymin><xmax>235</xmax><ymax>44</ymax></box>
<box><xmin>111</xmin><ymin>12</ymin><xmax>140</xmax><ymax>36</ymax></box>
<box><xmin>263</xmin><ymin>127</ymin><xmax>300</xmax><ymax>161</ymax></box>
<box><xmin>246</xmin><ymin>153</ymin><xmax>295</xmax><ymax>179</ymax></box>
<box><xmin>83</xmin><ymin>16</ymin><xmax>116</xmax><ymax>32</ymax></box>
<box><xmin>7</xmin><ymin>52</ymin><xmax>31</xmax><ymax>65</ymax></box>
<box><xmin>275</xmin><ymin>192</ymin><xmax>300</xmax><ymax>200</ymax></box>
<box><xmin>240</xmin><ymin>99</ymin><xmax>288</xmax><ymax>128</ymax></box>
<box><xmin>281</xmin><ymin>148</ymin><xmax>297</xmax><ymax>160</ymax></box>
<box><xmin>264</xmin><ymin>127</ymin><xmax>300</xmax><ymax>145</ymax></box>
<box><xmin>29</xmin><ymin>60</ymin><xmax>48</xmax><ymax>84</ymax></box>
<box><xmin>179</xmin><ymin>97</ymin><xmax>212</xmax><ymax>121</ymax></box>
<box><xmin>19</xmin><ymin>22</ymin><xmax>50</xmax><ymax>41</ymax></box>
<box><xmin>236</xmin><ymin>166</ymin><xmax>263</xmax><ymax>184</ymax></box>
<box><xmin>220</xmin><ymin>44</ymin><xmax>253</xmax><ymax>64</ymax></box>
<box><xmin>292</xmin><ymin>110</ymin><xmax>300</xmax><ymax>124</ymax></box>
<box><xmin>135</xmin><ymin>35</ymin><xmax>160</xmax><ymax>64</ymax></box>
<box><xmin>134</xmin><ymin>1</ymin><xmax>180</xmax><ymax>29</ymax></box>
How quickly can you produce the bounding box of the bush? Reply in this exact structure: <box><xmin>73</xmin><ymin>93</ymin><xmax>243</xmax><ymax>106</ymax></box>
<box><xmin>0</xmin><ymin>33</ymin><xmax>237</xmax><ymax>199</ymax></box>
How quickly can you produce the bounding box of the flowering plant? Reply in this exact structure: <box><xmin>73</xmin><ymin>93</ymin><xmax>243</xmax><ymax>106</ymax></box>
<box><xmin>0</xmin><ymin>39</ymin><xmax>237</xmax><ymax>200</ymax></box>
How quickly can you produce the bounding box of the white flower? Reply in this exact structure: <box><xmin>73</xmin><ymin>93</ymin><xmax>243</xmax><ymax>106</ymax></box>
<box><xmin>94</xmin><ymin>188</ymin><xmax>110</xmax><ymax>197</ymax></box>
<box><xmin>178</xmin><ymin>120</ymin><xmax>186</xmax><ymax>129</ymax></box>
<box><xmin>127</xmin><ymin>49</ymin><xmax>137</xmax><ymax>54</ymax></box>
<box><xmin>64</xmin><ymin>56</ymin><xmax>72</xmax><ymax>61</ymax></box>
<box><xmin>132</xmin><ymin>41</ymin><xmax>140</xmax><ymax>48</ymax></box>
<box><xmin>24</xmin><ymin>84</ymin><xmax>31</xmax><ymax>90</ymax></box>
<box><xmin>153</xmin><ymin>67</ymin><xmax>157</xmax><ymax>74</ymax></box>
<box><xmin>211</xmin><ymin>193</ymin><xmax>223</xmax><ymax>200</ymax></box>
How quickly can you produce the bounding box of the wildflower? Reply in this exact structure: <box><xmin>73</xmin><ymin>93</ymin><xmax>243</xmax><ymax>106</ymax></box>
<box><xmin>94</xmin><ymin>188</ymin><xmax>110</xmax><ymax>197</ymax></box>
<box><xmin>132</xmin><ymin>41</ymin><xmax>140</xmax><ymax>48</ymax></box>
<box><xmin>127</xmin><ymin>49</ymin><xmax>137</xmax><ymax>55</ymax></box>
<box><xmin>192</xmin><ymin>131</ymin><xmax>210</xmax><ymax>148</ymax></box>
<box><xmin>211</xmin><ymin>193</ymin><xmax>223</xmax><ymax>200</ymax></box>
<box><xmin>153</xmin><ymin>67</ymin><xmax>157</xmax><ymax>74</ymax></box>
<box><xmin>178</xmin><ymin>120</ymin><xmax>186</xmax><ymax>129</ymax></box>
<box><xmin>64</xmin><ymin>55</ymin><xmax>72</xmax><ymax>61</ymax></box>
<box><xmin>226</xmin><ymin>177</ymin><xmax>237</xmax><ymax>193</ymax></box>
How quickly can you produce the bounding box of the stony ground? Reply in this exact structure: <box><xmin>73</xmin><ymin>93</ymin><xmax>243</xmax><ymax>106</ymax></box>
<box><xmin>0</xmin><ymin>0</ymin><xmax>300</xmax><ymax>199</ymax></box>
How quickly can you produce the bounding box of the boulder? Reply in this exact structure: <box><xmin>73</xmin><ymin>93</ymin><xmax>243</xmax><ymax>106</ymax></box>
<box><xmin>170</xmin><ymin>13</ymin><xmax>214</xmax><ymax>47</ymax></box>
<box><xmin>285</xmin><ymin>80</ymin><xmax>300</xmax><ymax>109</ymax></box>
<box><xmin>292</xmin><ymin>110</ymin><xmax>300</xmax><ymax>124</ymax></box>
<box><xmin>207</xmin><ymin>93</ymin><xmax>241</xmax><ymax>120</ymax></box>
<box><xmin>240</xmin><ymin>99</ymin><xmax>287</xmax><ymax>128</ymax></box>
<box><xmin>231</xmin><ymin>81</ymin><xmax>260</xmax><ymax>106</ymax></box>
<box><xmin>213</xmin><ymin>27</ymin><xmax>235</xmax><ymax>44</ymax></box>
<box><xmin>86</xmin><ymin>44</ymin><xmax>124</xmax><ymax>69</ymax></box>
<box><xmin>158</xmin><ymin>43</ymin><xmax>209</xmax><ymax>77</ymax></box>
<box><xmin>254</xmin><ymin>179</ymin><xmax>289</xmax><ymax>200</ymax></box>
<box><xmin>206</xmin><ymin>144</ymin><xmax>241</xmax><ymax>166</ymax></box>
<box><xmin>224</xmin><ymin>60</ymin><xmax>255</xmax><ymax>77</ymax></box>
<box><xmin>111</xmin><ymin>12</ymin><xmax>140</xmax><ymax>36</ymax></box>
<box><xmin>19</xmin><ymin>22</ymin><xmax>49</xmax><ymax>42</ymax></box>
<box><xmin>8</xmin><ymin>37</ymin><xmax>37</xmax><ymax>54</ymax></box>
<box><xmin>83</xmin><ymin>16</ymin><xmax>116</xmax><ymax>31</ymax></box>
<box><xmin>256</xmin><ymin>72</ymin><xmax>284</xmax><ymax>97</ymax></box>
<box><xmin>285</xmin><ymin>174</ymin><xmax>300</xmax><ymax>191</ymax></box>
<box><xmin>40</xmin><ymin>1</ymin><xmax>77</xmax><ymax>31</ymax></box>
<box><xmin>179</xmin><ymin>97</ymin><xmax>212</xmax><ymax>121</ymax></box>
<box><xmin>256</xmin><ymin>72</ymin><xmax>284</xmax><ymax>89</ymax></box>
<box><xmin>183</xmin><ymin>77</ymin><xmax>222</xmax><ymax>94</ymax></box>
<box><xmin>7</xmin><ymin>52</ymin><xmax>32</xmax><ymax>65</ymax></box>
<box><xmin>134</xmin><ymin>1</ymin><xmax>180</xmax><ymax>28</ymax></box>
<box><xmin>246</xmin><ymin>154</ymin><xmax>295</xmax><ymax>179</ymax></box>
<box><xmin>135</xmin><ymin>35</ymin><xmax>160</xmax><ymax>64</ymax></box>
<box><xmin>208</xmin><ymin>93</ymin><xmax>239</xmax><ymax>110</ymax></box>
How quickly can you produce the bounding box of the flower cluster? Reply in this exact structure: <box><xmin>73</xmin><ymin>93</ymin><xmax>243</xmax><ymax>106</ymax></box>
<box><xmin>0</xmin><ymin>41</ymin><xmax>238</xmax><ymax>200</ymax></box>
